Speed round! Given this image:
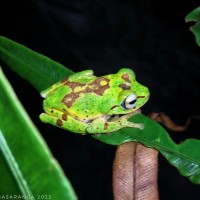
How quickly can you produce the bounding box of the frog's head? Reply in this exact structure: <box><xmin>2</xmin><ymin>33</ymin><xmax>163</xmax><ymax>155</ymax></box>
<box><xmin>107</xmin><ymin>68</ymin><xmax>150</xmax><ymax>115</ymax></box>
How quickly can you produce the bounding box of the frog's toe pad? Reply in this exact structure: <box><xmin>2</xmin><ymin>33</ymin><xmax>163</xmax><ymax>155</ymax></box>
<box><xmin>128</xmin><ymin>122</ymin><xmax>144</xmax><ymax>130</ymax></box>
<box><xmin>39</xmin><ymin>113</ymin><xmax>47</xmax><ymax>122</ymax></box>
<box><xmin>137</xmin><ymin>123</ymin><xmax>144</xmax><ymax>129</ymax></box>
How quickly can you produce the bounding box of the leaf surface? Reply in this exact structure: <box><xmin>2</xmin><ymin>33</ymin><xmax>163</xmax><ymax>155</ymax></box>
<box><xmin>93</xmin><ymin>114</ymin><xmax>200</xmax><ymax>184</ymax></box>
<box><xmin>0</xmin><ymin>36</ymin><xmax>73</xmax><ymax>92</ymax></box>
<box><xmin>0</xmin><ymin>67</ymin><xmax>77</xmax><ymax>199</ymax></box>
<box><xmin>185</xmin><ymin>7</ymin><xmax>200</xmax><ymax>46</ymax></box>
<box><xmin>1</xmin><ymin>36</ymin><xmax>200</xmax><ymax>184</ymax></box>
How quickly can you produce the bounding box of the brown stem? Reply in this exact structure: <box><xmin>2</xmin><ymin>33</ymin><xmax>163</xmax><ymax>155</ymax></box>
<box><xmin>113</xmin><ymin>142</ymin><xmax>159</xmax><ymax>200</ymax></box>
<box><xmin>148</xmin><ymin>112</ymin><xmax>199</xmax><ymax>132</ymax></box>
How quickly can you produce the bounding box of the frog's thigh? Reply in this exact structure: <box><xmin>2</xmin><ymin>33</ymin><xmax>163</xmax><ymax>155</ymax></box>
<box><xmin>40</xmin><ymin>110</ymin><xmax>88</xmax><ymax>134</ymax></box>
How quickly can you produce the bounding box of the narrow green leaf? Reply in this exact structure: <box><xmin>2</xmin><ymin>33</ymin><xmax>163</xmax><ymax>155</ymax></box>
<box><xmin>0</xmin><ymin>67</ymin><xmax>77</xmax><ymax>199</ymax></box>
<box><xmin>0</xmin><ymin>36</ymin><xmax>73</xmax><ymax>92</ymax></box>
<box><xmin>0</xmin><ymin>145</ymin><xmax>21</xmax><ymax>195</ymax></box>
<box><xmin>0</xmin><ymin>130</ymin><xmax>34</xmax><ymax>198</ymax></box>
<box><xmin>93</xmin><ymin>114</ymin><xmax>200</xmax><ymax>184</ymax></box>
<box><xmin>185</xmin><ymin>7</ymin><xmax>200</xmax><ymax>46</ymax></box>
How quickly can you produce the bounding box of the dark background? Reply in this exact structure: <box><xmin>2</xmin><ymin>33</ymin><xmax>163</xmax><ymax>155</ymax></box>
<box><xmin>1</xmin><ymin>0</ymin><xmax>200</xmax><ymax>199</ymax></box>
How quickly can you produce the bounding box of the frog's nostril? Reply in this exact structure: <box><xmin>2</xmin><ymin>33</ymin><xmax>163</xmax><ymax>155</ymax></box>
<box><xmin>137</xmin><ymin>95</ymin><xmax>145</xmax><ymax>99</ymax></box>
<box><xmin>137</xmin><ymin>87</ymin><xmax>150</xmax><ymax>99</ymax></box>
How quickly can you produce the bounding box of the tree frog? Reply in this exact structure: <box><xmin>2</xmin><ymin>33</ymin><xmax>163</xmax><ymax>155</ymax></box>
<box><xmin>40</xmin><ymin>68</ymin><xmax>149</xmax><ymax>134</ymax></box>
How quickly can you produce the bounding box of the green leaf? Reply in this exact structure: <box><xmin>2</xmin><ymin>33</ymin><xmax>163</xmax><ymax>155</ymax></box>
<box><xmin>0</xmin><ymin>130</ymin><xmax>34</xmax><ymax>197</ymax></box>
<box><xmin>0</xmin><ymin>67</ymin><xmax>77</xmax><ymax>199</ymax></box>
<box><xmin>93</xmin><ymin>114</ymin><xmax>200</xmax><ymax>184</ymax></box>
<box><xmin>1</xmin><ymin>36</ymin><xmax>200</xmax><ymax>184</ymax></box>
<box><xmin>185</xmin><ymin>7</ymin><xmax>200</xmax><ymax>46</ymax></box>
<box><xmin>0</xmin><ymin>36</ymin><xmax>73</xmax><ymax>92</ymax></box>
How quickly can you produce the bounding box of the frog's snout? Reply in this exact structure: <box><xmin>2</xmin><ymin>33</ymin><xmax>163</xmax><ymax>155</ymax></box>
<box><xmin>135</xmin><ymin>85</ymin><xmax>150</xmax><ymax>107</ymax></box>
<box><xmin>144</xmin><ymin>87</ymin><xmax>150</xmax><ymax>99</ymax></box>
<box><xmin>138</xmin><ymin>85</ymin><xmax>150</xmax><ymax>98</ymax></box>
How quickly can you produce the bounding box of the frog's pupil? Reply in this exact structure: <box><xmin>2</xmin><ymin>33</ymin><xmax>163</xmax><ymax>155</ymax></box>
<box><xmin>129</xmin><ymin>99</ymin><xmax>136</xmax><ymax>105</ymax></box>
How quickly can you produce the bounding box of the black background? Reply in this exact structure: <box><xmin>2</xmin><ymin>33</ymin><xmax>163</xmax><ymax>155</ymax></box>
<box><xmin>1</xmin><ymin>1</ymin><xmax>200</xmax><ymax>199</ymax></box>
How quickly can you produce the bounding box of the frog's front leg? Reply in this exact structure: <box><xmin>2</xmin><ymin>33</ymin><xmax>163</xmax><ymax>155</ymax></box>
<box><xmin>40</xmin><ymin>108</ymin><xmax>88</xmax><ymax>134</ymax></box>
<box><xmin>87</xmin><ymin>112</ymin><xmax>144</xmax><ymax>134</ymax></box>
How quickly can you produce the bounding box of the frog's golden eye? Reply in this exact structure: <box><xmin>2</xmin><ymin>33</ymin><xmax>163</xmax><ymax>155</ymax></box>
<box><xmin>121</xmin><ymin>94</ymin><xmax>137</xmax><ymax>109</ymax></box>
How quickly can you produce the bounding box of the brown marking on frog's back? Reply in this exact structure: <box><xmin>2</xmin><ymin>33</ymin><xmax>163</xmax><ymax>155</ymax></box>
<box><xmin>88</xmin><ymin>77</ymin><xmax>110</xmax><ymax>95</ymax></box>
<box><xmin>62</xmin><ymin>92</ymin><xmax>80</xmax><ymax>108</ymax></box>
<box><xmin>65</xmin><ymin>81</ymin><xmax>85</xmax><ymax>90</ymax></box>
<box><xmin>121</xmin><ymin>73</ymin><xmax>131</xmax><ymax>83</ymax></box>
<box><xmin>62</xmin><ymin>77</ymin><xmax>110</xmax><ymax>108</ymax></box>
<box><xmin>119</xmin><ymin>83</ymin><xmax>131</xmax><ymax>90</ymax></box>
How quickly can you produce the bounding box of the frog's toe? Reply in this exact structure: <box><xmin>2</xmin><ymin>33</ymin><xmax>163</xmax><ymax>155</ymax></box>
<box><xmin>137</xmin><ymin>123</ymin><xmax>144</xmax><ymax>129</ymax></box>
<box><xmin>127</xmin><ymin>122</ymin><xmax>144</xmax><ymax>129</ymax></box>
<box><xmin>39</xmin><ymin>113</ymin><xmax>48</xmax><ymax>122</ymax></box>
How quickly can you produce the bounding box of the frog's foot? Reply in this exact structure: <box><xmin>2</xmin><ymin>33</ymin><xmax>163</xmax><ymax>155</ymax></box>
<box><xmin>112</xmin><ymin>112</ymin><xmax>144</xmax><ymax>130</ymax></box>
<box><xmin>126</xmin><ymin>122</ymin><xmax>144</xmax><ymax>129</ymax></box>
<box><xmin>87</xmin><ymin>112</ymin><xmax>144</xmax><ymax>134</ymax></box>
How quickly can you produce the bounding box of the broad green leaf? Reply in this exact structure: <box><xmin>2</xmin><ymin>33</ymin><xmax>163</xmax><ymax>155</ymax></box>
<box><xmin>0</xmin><ymin>67</ymin><xmax>77</xmax><ymax>199</ymax></box>
<box><xmin>185</xmin><ymin>7</ymin><xmax>200</xmax><ymax>46</ymax></box>
<box><xmin>0</xmin><ymin>36</ymin><xmax>73</xmax><ymax>92</ymax></box>
<box><xmin>93</xmin><ymin>114</ymin><xmax>200</xmax><ymax>184</ymax></box>
<box><xmin>1</xmin><ymin>36</ymin><xmax>200</xmax><ymax>184</ymax></box>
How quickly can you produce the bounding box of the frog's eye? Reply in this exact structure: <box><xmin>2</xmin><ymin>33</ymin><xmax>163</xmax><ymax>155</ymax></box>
<box><xmin>121</xmin><ymin>94</ymin><xmax>137</xmax><ymax>109</ymax></box>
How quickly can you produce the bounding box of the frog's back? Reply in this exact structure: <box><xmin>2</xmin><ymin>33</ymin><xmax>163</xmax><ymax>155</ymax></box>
<box><xmin>61</xmin><ymin>75</ymin><xmax>111</xmax><ymax>115</ymax></box>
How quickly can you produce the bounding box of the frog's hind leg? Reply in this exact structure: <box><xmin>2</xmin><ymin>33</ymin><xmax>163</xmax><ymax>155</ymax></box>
<box><xmin>40</xmin><ymin>108</ymin><xmax>88</xmax><ymax>134</ymax></box>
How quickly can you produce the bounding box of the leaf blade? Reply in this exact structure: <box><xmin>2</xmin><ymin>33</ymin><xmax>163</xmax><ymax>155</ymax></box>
<box><xmin>0</xmin><ymin>67</ymin><xmax>77</xmax><ymax>199</ymax></box>
<box><xmin>0</xmin><ymin>130</ymin><xmax>34</xmax><ymax>197</ymax></box>
<box><xmin>93</xmin><ymin>114</ymin><xmax>200</xmax><ymax>184</ymax></box>
<box><xmin>0</xmin><ymin>36</ymin><xmax>73</xmax><ymax>92</ymax></box>
<box><xmin>1</xmin><ymin>36</ymin><xmax>200</xmax><ymax>185</ymax></box>
<box><xmin>185</xmin><ymin>7</ymin><xmax>200</xmax><ymax>46</ymax></box>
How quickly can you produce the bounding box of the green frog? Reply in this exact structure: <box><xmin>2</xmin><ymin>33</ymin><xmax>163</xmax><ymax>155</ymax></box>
<box><xmin>40</xmin><ymin>68</ymin><xmax>149</xmax><ymax>134</ymax></box>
